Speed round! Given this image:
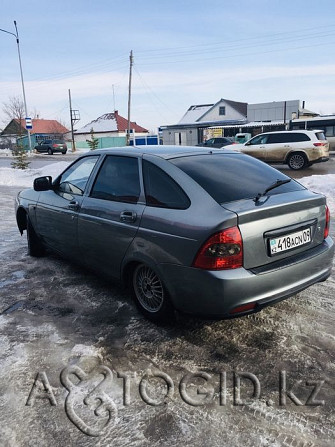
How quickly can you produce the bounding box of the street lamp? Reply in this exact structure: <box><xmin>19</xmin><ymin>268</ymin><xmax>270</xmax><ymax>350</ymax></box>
<box><xmin>0</xmin><ymin>20</ymin><xmax>32</xmax><ymax>151</ymax></box>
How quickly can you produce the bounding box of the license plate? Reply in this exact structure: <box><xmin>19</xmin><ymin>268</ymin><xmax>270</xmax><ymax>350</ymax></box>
<box><xmin>269</xmin><ymin>227</ymin><xmax>311</xmax><ymax>255</ymax></box>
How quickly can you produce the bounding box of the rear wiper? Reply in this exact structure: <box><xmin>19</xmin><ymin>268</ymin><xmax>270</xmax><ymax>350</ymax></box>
<box><xmin>254</xmin><ymin>178</ymin><xmax>291</xmax><ymax>202</ymax></box>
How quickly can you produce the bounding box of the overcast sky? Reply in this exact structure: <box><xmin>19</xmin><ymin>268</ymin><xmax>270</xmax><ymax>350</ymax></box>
<box><xmin>1</xmin><ymin>0</ymin><xmax>335</xmax><ymax>132</ymax></box>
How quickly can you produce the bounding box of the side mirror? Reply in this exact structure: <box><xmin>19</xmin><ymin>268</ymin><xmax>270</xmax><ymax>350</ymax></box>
<box><xmin>34</xmin><ymin>176</ymin><xmax>53</xmax><ymax>191</ymax></box>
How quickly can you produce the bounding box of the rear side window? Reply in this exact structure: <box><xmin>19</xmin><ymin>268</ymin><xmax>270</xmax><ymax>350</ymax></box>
<box><xmin>91</xmin><ymin>156</ymin><xmax>140</xmax><ymax>203</ymax></box>
<box><xmin>171</xmin><ymin>154</ymin><xmax>305</xmax><ymax>204</ymax></box>
<box><xmin>143</xmin><ymin>160</ymin><xmax>190</xmax><ymax>209</ymax></box>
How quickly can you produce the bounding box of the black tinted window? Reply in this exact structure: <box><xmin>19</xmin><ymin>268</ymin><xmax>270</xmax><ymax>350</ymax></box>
<box><xmin>267</xmin><ymin>133</ymin><xmax>310</xmax><ymax>143</ymax></box>
<box><xmin>91</xmin><ymin>156</ymin><xmax>140</xmax><ymax>203</ymax></box>
<box><xmin>143</xmin><ymin>160</ymin><xmax>190</xmax><ymax>209</ymax></box>
<box><xmin>171</xmin><ymin>154</ymin><xmax>305</xmax><ymax>204</ymax></box>
<box><xmin>267</xmin><ymin>133</ymin><xmax>286</xmax><ymax>143</ymax></box>
<box><xmin>290</xmin><ymin>133</ymin><xmax>310</xmax><ymax>142</ymax></box>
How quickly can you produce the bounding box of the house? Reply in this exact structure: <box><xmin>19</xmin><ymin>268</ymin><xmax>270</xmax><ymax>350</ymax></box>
<box><xmin>161</xmin><ymin>98</ymin><xmax>318</xmax><ymax>145</ymax></box>
<box><xmin>161</xmin><ymin>98</ymin><xmax>248</xmax><ymax>146</ymax></box>
<box><xmin>0</xmin><ymin>118</ymin><xmax>69</xmax><ymax>149</ymax></box>
<box><xmin>73</xmin><ymin>111</ymin><xmax>149</xmax><ymax>148</ymax></box>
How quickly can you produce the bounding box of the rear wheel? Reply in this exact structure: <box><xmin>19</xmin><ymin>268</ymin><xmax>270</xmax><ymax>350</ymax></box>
<box><xmin>132</xmin><ymin>264</ymin><xmax>174</xmax><ymax>322</ymax></box>
<box><xmin>62</xmin><ymin>150</ymin><xmax>67</xmax><ymax>154</ymax></box>
<box><xmin>27</xmin><ymin>216</ymin><xmax>45</xmax><ymax>257</ymax></box>
<box><xmin>47</xmin><ymin>148</ymin><xmax>53</xmax><ymax>155</ymax></box>
<box><xmin>287</xmin><ymin>153</ymin><xmax>308</xmax><ymax>170</ymax></box>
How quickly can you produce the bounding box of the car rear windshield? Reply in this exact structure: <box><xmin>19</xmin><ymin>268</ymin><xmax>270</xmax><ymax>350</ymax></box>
<box><xmin>53</xmin><ymin>139</ymin><xmax>65</xmax><ymax>144</ymax></box>
<box><xmin>170</xmin><ymin>153</ymin><xmax>305</xmax><ymax>204</ymax></box>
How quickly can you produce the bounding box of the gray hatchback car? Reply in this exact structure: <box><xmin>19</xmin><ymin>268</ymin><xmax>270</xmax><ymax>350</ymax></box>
<box><xmin>15</xmin><ymin>146</ymin><xmax>334</xmax><ymax>322</ymax></box>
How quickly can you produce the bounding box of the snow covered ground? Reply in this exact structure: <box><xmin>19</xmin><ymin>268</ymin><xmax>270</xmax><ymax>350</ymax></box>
<box><xmin>0</xmin><ymin>162</ymin><xmax>70</xmax><ymax>187</ymax></box>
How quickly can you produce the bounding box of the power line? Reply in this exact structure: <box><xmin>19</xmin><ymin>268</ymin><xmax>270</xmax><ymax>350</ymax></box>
<box><xmin>136</xmin><ymin>24</ymin><xmax>335</xmax><ymax>55</ymax></box>
<box><xmin>137</xmin><ymin>39</ymin><xmax>335</xmax><ymax>66</ymax></box>
<box><xmin>133</xmin><ymin>66</ymin><xmax>175</xmax><ymax>122</ymax></box>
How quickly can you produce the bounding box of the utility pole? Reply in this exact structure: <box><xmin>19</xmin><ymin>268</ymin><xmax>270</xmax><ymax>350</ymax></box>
<box><xmin>112</xmin><ymin>84</ymin><xmax>116</xmax><ymax>112</ymax></box>
<box><xmin>126</xmin><ymin>50</ymin><xmax>133</xmax><ymax>146</ymax></box>
<box><xmin>68</xmin><ymin>89</ymin><xmax>80</xmax><ymax>152</ymax></box>
<box><xmin>1</xmin><ymin>21</ymin><xmax>32</xmax><ymax>151</ymax></box>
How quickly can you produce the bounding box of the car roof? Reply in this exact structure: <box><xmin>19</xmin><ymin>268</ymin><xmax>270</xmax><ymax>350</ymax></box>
<box><xmin>257</xmin><ymin>129</ymin><xmax>322</xmax><ymax>135</ymax></box>
<box><xmin>81</xmin><ymin>145</ymin><xmax>240</xmax><ymax>160</ymax></box>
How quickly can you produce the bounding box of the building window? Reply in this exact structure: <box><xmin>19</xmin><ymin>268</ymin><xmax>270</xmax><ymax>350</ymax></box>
<box><xmin>219</xmin><ymin>106</ymin><xmax>226</xmax><ymax>116</ymax></box>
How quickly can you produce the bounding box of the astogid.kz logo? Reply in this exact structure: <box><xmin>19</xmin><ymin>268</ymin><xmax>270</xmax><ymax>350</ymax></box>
<box><xmin>25</xmin><ymin>364</ymin><xmax>326</xmax><ymax>437</ymax></box>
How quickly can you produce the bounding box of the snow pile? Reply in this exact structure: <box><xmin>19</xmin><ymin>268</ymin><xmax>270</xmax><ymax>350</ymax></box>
<box><xmin>0</xmin><ymin>149</ymin><xmax>13</xmax><ymax>157</ymax></box>
<box><xmin>298</xmin><ymin>174</ymin><xmax>335</xmax><ymax>213</ymax></box>
<box><xmin>0</xmin><ymin>162</ymin><xmax>70</xmax><ymax>187</ymax></box>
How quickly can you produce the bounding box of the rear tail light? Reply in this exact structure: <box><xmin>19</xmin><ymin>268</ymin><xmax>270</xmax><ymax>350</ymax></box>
<box><xmin>53</xmin><ymin>144</ymin><xmax>58</xmax><ymax>148</ymax></box>
<box><xmin>193</xmin><ymin>226</ymin><xmax>243</xmax><ymax>270</ymax></box>
<box><xmin>313</xmin><ymin>142</ymin><xmax>326</xmax><ymax>147</ymax></box>
<box><xmin>324</xmin><ymin>205</ymin><xmax>330</xmax><ymax>239</ymax></box>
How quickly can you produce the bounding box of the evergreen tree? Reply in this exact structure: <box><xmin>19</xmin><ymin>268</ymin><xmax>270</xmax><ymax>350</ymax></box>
<box><xmin>11</xmin><ymin>143</ymin><xmax>30</xmax><ymax>170</ymax></box>
<box><xmin>86</xmin><ymin>128</ymin><xmax>99</xmax><ymax>150</ymax></box>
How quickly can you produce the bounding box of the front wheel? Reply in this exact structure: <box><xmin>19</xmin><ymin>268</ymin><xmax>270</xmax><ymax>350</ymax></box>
<box><xmin>132</xmin><ymin>264</ymin><xmax>174</xmax><ymax>322</ymax></box>
<box><xmin>27</xmin><ymin>216</ymin><xmax>45</xmax><ymax>257</ymax></box>
<box><xmin>47</xmin><ymin>148</ymin><xmax>53</xmax><ymax>155</ymax></box>
<box><xmin>287</xmin><ymin>153</ymin><xmax>308</xmax><ymax>170</ymax></box>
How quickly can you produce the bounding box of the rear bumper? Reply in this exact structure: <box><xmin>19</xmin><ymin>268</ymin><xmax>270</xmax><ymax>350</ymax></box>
<box><xmin>160</xmin><ymin>236</ymin><xmax>334</xmax><ymax>318</ymax></box>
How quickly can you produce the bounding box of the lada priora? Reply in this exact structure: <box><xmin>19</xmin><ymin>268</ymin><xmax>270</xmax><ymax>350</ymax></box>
<box><xmin>15</xmin><ymin>146</ymin><xmax>334</xmax><ymax>322</ymax></box>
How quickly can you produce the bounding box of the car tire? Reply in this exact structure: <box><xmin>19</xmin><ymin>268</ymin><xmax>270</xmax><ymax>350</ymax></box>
<box><xmin>62</xmin><ymin>150</ymin><xmax>67</xmax><ymax>155</ymax></box>
<box><xmin>287</xmin><ymin>153</ymin><xmax>308</xmax><ymax>170</ymax></box>
<box><xmin>132</xmin><ymin>263</ymin><xmax>174</xmax><ymax>322</ymax></box>
<box><xmin>48</xmin><ymin>148</ymin><xmax>53</xmax><ymax>155</ymax></box>
<box><xmin>27</xmin><ymin>216</ymin><xmax>45</xmax><ymax>257</ymax></box>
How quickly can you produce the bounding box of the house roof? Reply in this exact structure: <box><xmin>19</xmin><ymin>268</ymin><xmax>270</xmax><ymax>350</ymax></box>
<box><xmin>178</xmin><ymin>98</ymin><xmax>247</xmax><ymax>125</ymax></box>
<box><xmin>223</xmin><ymin>99</ymin><xmax>247</xmax><ymax>117</ymax></box>
<box><xmin>178</xmin><ymin>104</ymin><xmax>214</xmax><ymax>125</ymax></box>
<box><xmin>298</xmin><ymin>108</ymin><xmax>319</xmax><ymax>117</ymax></box>
<box><xmin>1</xmin><ymin>118</ymin><xmax>69</xmax><ymax>136</ymax></box>
<box><xmin>18</xmin><ymin>119</ymin><xmax>69</xmax><ymax>134</ymax></box>
<box><xmin>75</xmin><ymin>111</ymin><xmax>148</xmax><ymax>134</ymax></box>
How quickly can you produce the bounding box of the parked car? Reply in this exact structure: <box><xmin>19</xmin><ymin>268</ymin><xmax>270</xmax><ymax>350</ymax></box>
<box><xmin>15</xmin><ymin>146</ymin><xmax>334</xmax><ymax>322</ymax></box>
<box><xmin>225</xmin><ymin>130</ymin><xmax>329</xmax><ymax>170</ymax></box>
<box><xmin>197</xmin><ymin>137</ymin><xmax>234</xmax><ymax>148</ymax></box>
<box><xmin>34</xmin><ymin>139</ymin><xmax>67</xmax><ymax>155</ymax></box>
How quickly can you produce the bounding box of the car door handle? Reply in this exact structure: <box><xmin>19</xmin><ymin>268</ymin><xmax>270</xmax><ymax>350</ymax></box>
<box><xmin>120</xmin><ymin>211</ymin><xmax>137</xmax><ymax>223</ymax></box>
<box><xmin>68</xmin><ymin>200</ymin><xmax>79</xmax><ymax>211</ymax></box>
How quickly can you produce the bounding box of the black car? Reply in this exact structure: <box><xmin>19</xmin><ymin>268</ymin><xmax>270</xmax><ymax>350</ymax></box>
<box><xmin>35</xmin><ymin>139</ymin><xmax>67</xmax><ymax>155</ymax></box>
<box><xmin>197</xmin><ymin>137</ymin><xmax>235</xmax><ymax>148</ymax></box>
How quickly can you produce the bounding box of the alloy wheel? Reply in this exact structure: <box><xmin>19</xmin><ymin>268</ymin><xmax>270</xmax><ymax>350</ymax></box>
<box><xmin>133</xmin><ymin>265</ymin><xmax>165</xmax><ymax>313</ymax></box>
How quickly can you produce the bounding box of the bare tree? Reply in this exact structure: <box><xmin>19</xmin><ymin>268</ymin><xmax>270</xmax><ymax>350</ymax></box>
<box><xmin>2</xmin><ymin>96</ymin><xmax>25</xmax><ymax>125</ymax></box>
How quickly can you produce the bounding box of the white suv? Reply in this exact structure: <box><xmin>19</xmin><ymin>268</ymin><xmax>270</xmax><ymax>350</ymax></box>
<box><xmin>225</xmin><ymin>130</ymin><xmax>329</xmax><ymax>170</ymax></box>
